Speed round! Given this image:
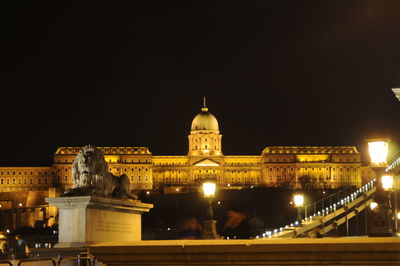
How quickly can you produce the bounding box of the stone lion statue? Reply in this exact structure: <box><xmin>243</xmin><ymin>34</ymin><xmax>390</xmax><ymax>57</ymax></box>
<box><xmin>66</xmin><ymin>145</ymin><xmax>137</xmax><ymax>199</ymax></box>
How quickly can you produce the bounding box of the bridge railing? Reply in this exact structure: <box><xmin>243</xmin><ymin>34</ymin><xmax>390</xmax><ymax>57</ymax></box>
<box><xmin>304</xmin><ymin>180</ymin><xmax>376</xmax><ymax>218</ymax></box>
<box><xmin>260</xmin><ymin>179</ymin><xmax>376</xmax><ymax>238</ymax></box>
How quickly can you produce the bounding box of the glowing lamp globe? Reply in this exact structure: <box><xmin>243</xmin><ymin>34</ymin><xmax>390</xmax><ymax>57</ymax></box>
<box><xmin>381</xmin><ymin>175</ymin><xmax>393</xmax><ymax>191</ymax></box>
<box><xmin>367</xmin><ymin>140</ymin><xmax>389</xmax><ymax>166</ymax></box>
<box><xmin>293</xmin><ymin>194</ymin><xmax>304</xmax><ymax>207</ymax></box>
<box><xmin>202</xmin><ymin>182</ymin><xmax>216</xmax><ymax>197</ymax></box>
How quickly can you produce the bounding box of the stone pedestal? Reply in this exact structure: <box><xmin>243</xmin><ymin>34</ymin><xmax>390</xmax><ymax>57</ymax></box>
<box><xmin>369</xmin><ymin>204</ymin><xmax>393</xmax><ymax>237</ymax></box>
<box><xmin>46</xmin><ymin>196</ymin><xmax>153</xmax><ymax>247</ymax></box>
<box><xmin>202</xmin><ymin>220</ymin><xmax>220</xmax><ymax>239</ymax></box>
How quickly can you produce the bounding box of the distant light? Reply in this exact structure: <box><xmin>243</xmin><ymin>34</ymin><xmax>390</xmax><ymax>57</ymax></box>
<box><xmin>18</xmin><ymin>203</ymin><xmax>22</xmax><ymax>207</ymax></box>
<box><xmin>323</xmin><ymin>191</ymin><xmax>326</xmax><ymax>194</ymax></box>
<box><xmin>176</xmin><ymin>188</ymin><xmax>179</xmax><ymax>192</ymax></box>
<box><xmin>217</xmin><ymin>201</ymin><xmax>221</xmax><ymax>205</ymax></box>
<box><xmin>397</xmin><ymin>212</ymin><xmax>400</xmax><ymax>220</ymax></box>
<box><xmin>6</xmin><ymin>229</ymin><xmax>10</xmax><ymax>233</ymax></box>
<box><xmin>167</xmin><ymin>227</ymin><xmax>170</xmax><ymax>231</ymax></box>
<box><xmin>0</xmin><ymin>204</ymin><xmax>2</xmax><ymax>208</ymax></box>
<box><xmin>146</xmin><ymin>191</ymin><xmax>150</xmax><ymax>195</ymax></box>
<box><xmin>227</xmin><ymin>184</ymin><xmax>231</xmax><ymax>187</ymax></box>
<box><xmin>370</xmin><ymin>202</ymin><xmax>378</xmax><ymax>210</ymax></box>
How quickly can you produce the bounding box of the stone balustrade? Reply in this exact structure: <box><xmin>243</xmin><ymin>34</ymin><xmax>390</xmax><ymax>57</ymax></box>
<box><xmin>89</xmin><ymin>237</ymin><xmax>400</xmax><ymax>265</ymax></box>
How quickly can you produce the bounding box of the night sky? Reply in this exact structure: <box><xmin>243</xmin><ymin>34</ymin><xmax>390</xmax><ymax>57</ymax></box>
<box><xmin>3</xmin><ymin>1</ymin><xmax>400</xmax><ymax>165</ymax></box>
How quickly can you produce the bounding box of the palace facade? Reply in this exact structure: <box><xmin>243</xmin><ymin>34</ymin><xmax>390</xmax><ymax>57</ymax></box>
<box><xmin>0</xmin><ymin>102</ymin><xmax>376</xmax><ymax>203</ymax></box>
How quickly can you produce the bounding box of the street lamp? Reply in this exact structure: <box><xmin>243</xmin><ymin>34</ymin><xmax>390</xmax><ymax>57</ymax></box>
<box><xmin>293</xmin><ymin>193</ymin><xmax>304</xmax><ymax>222</ymax></box>
<box><xmin>203</xmin><ymin>181</ymin><xmax>216</xmax><ymax>220</ymax></box>
<box><xmin>381</xmin><ymin>175</ymin><xmax>393</xmax><ymax>191</ymax></box>
<box><xmin>370</xmin><ymin>202</ymin><xmax>378</xmax><ymax>210</ymax></box>
<box><xmin>367</xmin><ymin>138</ymin><xmax>393</xmax><ymax>236</ymax></box>
<box><xmin>201</xmin><ymin>179</ymin><xmax>219</xmax><ymax>239</ymax></box>
<box><xmin>368</xmin><ymin>140</ymin><xmax>389</xmax><ymax>167</ymax></box>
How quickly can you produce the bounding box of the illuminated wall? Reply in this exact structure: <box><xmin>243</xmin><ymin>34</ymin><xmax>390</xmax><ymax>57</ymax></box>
<box><xmin>0</xmin><ymin>167</ymin><xmax>54</xmax><ymax>192</ymax></box>
<box><xmin>261</xmin><ymin>146</ymin><xmax>363</xmax><ymax>189</ymax></box>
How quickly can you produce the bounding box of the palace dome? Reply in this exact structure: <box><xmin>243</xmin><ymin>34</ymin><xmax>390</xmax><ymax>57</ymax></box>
<box><xmin>191</xmin><ymin>105</ymin><xmax>219</xmax><ymax>132</ymax></box>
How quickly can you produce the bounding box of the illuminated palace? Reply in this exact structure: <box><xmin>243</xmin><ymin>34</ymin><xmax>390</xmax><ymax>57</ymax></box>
<box><xmin>0</xmin><ymin>102</ymin><xmax>376</xmax><ymax>199</ymax></box>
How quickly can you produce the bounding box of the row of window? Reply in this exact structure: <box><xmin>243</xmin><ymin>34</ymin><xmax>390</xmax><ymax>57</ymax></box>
<box><xmin>59</xmin><ymin>175</ymin><xmax>150</xmax><ymax>183</ymax></box>
<box><xmin>268</xmin><ymin>167</ymin><xmax>359</xmax><ymax>171</ymax></box>
<box><xmin>57</xmin><ymin>167</ymin><xmax>150</xmax><ymax>172</ymax></box>
<box><xmin>264</xmin><ymin>157</ymin><xmax>359</xmax><ymax>162</ymax></box>
<box><xmin>267</xmin><ymin>176</ymin><xmax>360</xmax><ymax>183</ymax></box>
<box><xmin>155</xmin><ymin>178</ymin><xmax>188</xmax><ymax>183</ymax></box>
<box><xmin>0</xmin><ymin>171</ymin><xmax>53</xmax><ymax>176</ymax></box>
<box><xmin>0</xmin><ymin>178</ymin><xmax>49</xmax><ymax>185</ymax></box>
<box><xmin>154</xmin><ymin>161</ymin><xmax>187</xmax><ymax>165</ymax></box>
<box><xmin>193</xmin><ymin>137</ymin><xmax>219</xmax><ymax>143</ymax></box>
<box><xmin>55</xmin><ymin>158</ymin><xmax>151</xmax><ymax>163</ymax></box>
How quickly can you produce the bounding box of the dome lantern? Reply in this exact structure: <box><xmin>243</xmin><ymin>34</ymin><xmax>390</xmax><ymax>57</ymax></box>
<box><xmin>191</xmin><ymin>97</ymin><xmax>219</xmax><ymax>132</ymax></box>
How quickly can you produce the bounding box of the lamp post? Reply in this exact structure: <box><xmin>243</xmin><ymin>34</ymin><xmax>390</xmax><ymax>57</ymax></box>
<box><xmin>203</xmin><ymin>181</ymin><xmax>216</xmax><ymax>220</ymax></box>
<box><xmin>201</xmin><ymin>179</ymin><xmax>220</xmax><ymax>239</ymax></box>
<box><xmin>367</xmin><ymin>138</ymin><xmax>393</xmax><ymax>236</ymax></box>
<box><xmin>293</xmin><ymin>193</ymin><xmax>304</xmax><ymax>222</ymax></box>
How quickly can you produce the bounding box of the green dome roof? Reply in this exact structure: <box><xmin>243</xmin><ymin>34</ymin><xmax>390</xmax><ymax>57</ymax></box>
<box><xmin>191</xmin><ymin>106</ymin><xmax>219</xmax><ymax>132</ymax></box>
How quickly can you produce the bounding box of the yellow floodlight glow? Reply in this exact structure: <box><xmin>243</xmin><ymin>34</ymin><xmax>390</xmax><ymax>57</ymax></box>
<box><xmin>381</xmin><ymin>175</ymin><xmax>393</xmax><ymax>191</ymax></box>
<box><xmin>202</xmin><ymin>182</ymin><xmax>216</xmax><ymax>198</ymax></box>
<box><xmin>367</xmin><ymin>140</ymin><xmax>389</xmax><ymax>166</ymax></box>
<box><xmin>370</xmin><ymin>202</ymin><xmax>378</xmax><ymax>210</ymax></box>
<box><xmin>293</xmin><ymin>194</ymin><xmax>304</xmax><ymax>207</ymax></box>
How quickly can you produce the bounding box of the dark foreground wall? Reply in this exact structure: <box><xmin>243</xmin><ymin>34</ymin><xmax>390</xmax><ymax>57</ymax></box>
<box><xmin>89</xmin><ymin>237</ymin><xmax>400</xmax><ymax>266</ymax></box>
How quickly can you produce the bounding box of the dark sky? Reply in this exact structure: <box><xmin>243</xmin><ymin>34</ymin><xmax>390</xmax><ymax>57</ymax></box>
<box><xmin>3</xmin><ymin>1</ymin><xmax>400</xmax><ymax>164</ymax></box>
